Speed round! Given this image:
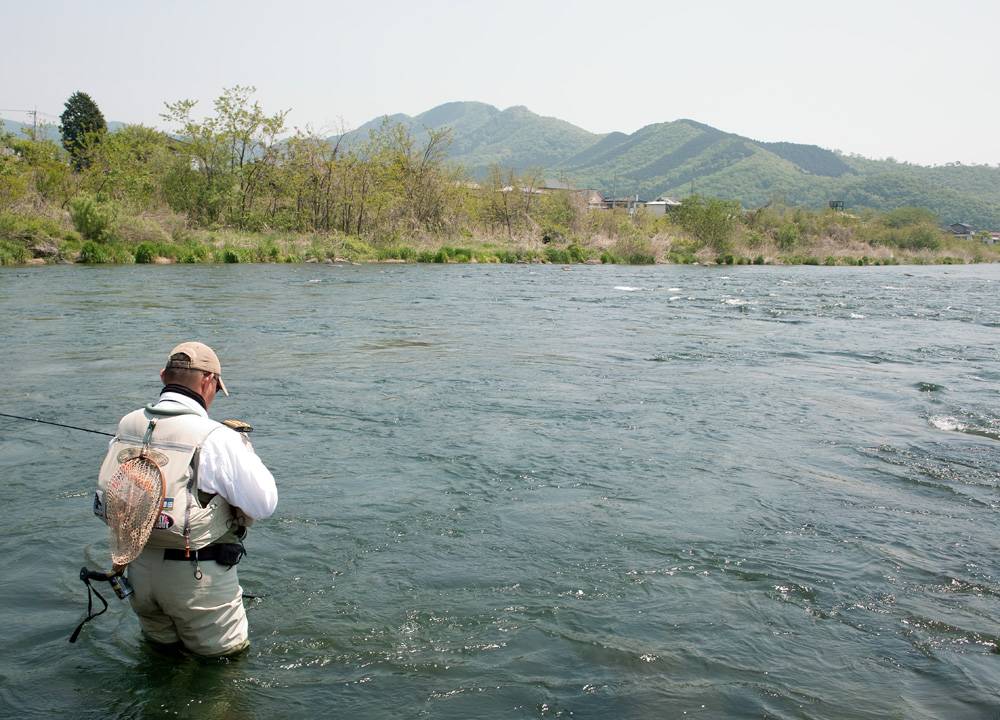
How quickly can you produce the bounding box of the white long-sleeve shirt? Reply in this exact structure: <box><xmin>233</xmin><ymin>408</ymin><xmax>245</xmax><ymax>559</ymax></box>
<box><xmin>115</xmin><ymin>392</ymin><xmax>278</xmax><ymax>520</ymax></box>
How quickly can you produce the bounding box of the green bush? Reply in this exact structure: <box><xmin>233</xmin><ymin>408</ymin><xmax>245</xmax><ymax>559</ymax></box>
<box><xmin>544</xmin><ymin>247</ymin><xmax>570</xmax><ymax>264</ymax></box>
<box><xmin>80</xmin><ymin>240</ymin><xmax>132</xmax><ymax>264</ymax></box>
<box><xmin>676</xmin><ymin>195</ymin><xmax>741</xmax><ymax>252</ymax></box>
<box><xmin>0</xmin><ymin>240</ymin><xmax>30</xmax><ymax>265</ymax></box>
<box><xmin>69</xmin><ymin>196</ymin><xmax>114</xmax><ymax>242</ymax></box>
<box><xmin>178</xmin><ymin>241</ymin><xmax>210</xmax><ymax>263</ymax></box>
<box><xmin>0</xmin><ymin>211</ymin><xmax>65</xmax><ymax>239</ymax></box>
<box><xmin>134</xmin><ymin>242</ymin><xmax>157</xmax><ymax>264</ymax></box>
<box><xmin>432</xmin><ymin>246</ymin><xmax>473</xmax><ymax>263</ymax></box>
<box><xmin>376</xmin><ymin>246</ymin><xmax>416</xmax><ymax>261</ymax></box>
<box><xmin>134</xmin><ymin>240</ymin><xmax>179</xmax><ymax>263</ymax></box>
<box><xmin>775</xmin><ymin>224</ymin><xmax>798</xmax><ymax>251</ymax></box>
<box><xmin>79</xmin><ymin>241</ymin><xmax>104</xmax><ymax>263</ymax></box>
<box><xmin>887</xmin><ymin>225</ymin><xmax>942</xmax><ymax>251</ymax></box>
<box><xmin>336</xmin><ymin>236</ymin><xmax>375</xmax><ymax>260</ymax></box>
<box><xmin>240</xmin><ymin>240</ymin><xmax>283</xmax><ymax>263</ymax></box>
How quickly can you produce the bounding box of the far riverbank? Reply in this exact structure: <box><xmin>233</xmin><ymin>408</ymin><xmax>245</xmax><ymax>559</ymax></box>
<box><xmin>5</xmin><ymin>226</ymin><xmax>998</xmax><ymax>268</ymax></box>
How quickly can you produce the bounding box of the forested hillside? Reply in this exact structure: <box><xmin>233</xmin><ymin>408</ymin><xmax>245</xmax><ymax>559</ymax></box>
<box><xmin>362</xmin><ymin>102</ymin><xmax>1000</xmax><ymax>229</ymax></box>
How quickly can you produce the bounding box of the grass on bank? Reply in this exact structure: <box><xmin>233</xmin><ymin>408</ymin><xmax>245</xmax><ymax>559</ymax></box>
<box><xmin>2</xmin><ymin>206</ymin><xmax>998</xmax><ymax>267</ymax></box>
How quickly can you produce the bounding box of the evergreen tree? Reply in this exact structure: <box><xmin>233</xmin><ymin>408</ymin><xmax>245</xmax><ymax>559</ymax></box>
<box><xmin>60</xmin><ymin>91</ymin><xmax>107</xmax><ymax>169</ymax></box>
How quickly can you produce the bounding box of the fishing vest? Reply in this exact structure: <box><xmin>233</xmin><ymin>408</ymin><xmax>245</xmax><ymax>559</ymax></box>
<box><xmin>95</xmin><ymin>405</ymin><xmax>247</xmax><ymax>551</ymax></box>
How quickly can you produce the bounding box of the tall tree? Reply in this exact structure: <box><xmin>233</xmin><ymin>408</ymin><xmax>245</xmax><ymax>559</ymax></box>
<box><xmin>479</xmin><ymin>163</ymin><xmax>544</xmax><ymax>238</ymax></box>
<box><xmin>161</xmin><ymin>86</ymin><xmax>288</xmax><ymax>228</ymax></box>
<box><xmin>361</xmin><ymin>117</ymin><xmax>456</xmax><ymax>236</ymax></box>
<box><xmin>279</xmin><ymin>126</ymin><xmax>346</xmax><ymax>232</ymax></box>
<box><xmin>60</xmin><ymin>92</ymin><xmax>107</xmax><ymax>170</ymax></box>
<box><xmin>82</xmin><ymin>124</ymin><xmax>170</xmax><ymax>207</ymax></box>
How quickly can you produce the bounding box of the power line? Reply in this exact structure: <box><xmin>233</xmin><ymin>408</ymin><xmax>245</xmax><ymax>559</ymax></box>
<box><xmin>0</xmin><ymin>108</ymin><xmax>60</xmax><ymax>119</ymax></box>
<box><xmin>0</xmin><ymin>108</ymin><xmax>62</xmax><ymax>141</ymax></box>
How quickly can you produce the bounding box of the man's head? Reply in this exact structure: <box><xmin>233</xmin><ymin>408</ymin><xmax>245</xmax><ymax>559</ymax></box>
<box><xmin>160</xmin><ymin>342</ymin><xmax>228</xmax><ymax>406</ymax></box>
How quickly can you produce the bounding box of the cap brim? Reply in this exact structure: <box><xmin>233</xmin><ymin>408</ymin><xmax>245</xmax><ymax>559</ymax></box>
<box><xmin>218</xmin><ymin>376</ymin><xmax>229</xmax><ymax>396</ymax></box>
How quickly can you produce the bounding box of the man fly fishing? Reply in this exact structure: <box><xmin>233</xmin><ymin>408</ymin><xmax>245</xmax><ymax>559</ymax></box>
<box><xmin>92</xmin><ymin>342</ymin><xmax>278</xmax><ymax>656</ymax></box>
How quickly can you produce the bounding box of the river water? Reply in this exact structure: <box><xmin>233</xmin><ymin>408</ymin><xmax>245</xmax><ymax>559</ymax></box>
<box><xmin>2</xmin><ymin>263</ymin><xmax>1000</xmax><ymax>719</ymax></box>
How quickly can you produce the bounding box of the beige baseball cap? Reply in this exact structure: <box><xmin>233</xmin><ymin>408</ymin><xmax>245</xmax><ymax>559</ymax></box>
<box><xmin>165</xmin><ymin>342</ymin><xmax>229</xmax><ymax>396</ymax></box>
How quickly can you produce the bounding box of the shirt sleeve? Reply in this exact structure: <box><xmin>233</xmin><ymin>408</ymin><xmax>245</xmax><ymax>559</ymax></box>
<box><xmin>197</xmin><ymin>427</ymin><xmax>278</xmax><ymax>520</ymax></box>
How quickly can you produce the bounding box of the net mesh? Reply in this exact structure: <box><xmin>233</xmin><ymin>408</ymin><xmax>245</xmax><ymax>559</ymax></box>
<box><xmin>105</xmin><ymin>455</ymin><xmax>165</xmax><ymax>568</ymax></box>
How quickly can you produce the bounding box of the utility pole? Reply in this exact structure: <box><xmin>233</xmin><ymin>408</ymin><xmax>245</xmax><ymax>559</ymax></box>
<box><xmin>0</xmin><ymin>107</ymin><xmax>56</xmax><ymax>141</ymax></box>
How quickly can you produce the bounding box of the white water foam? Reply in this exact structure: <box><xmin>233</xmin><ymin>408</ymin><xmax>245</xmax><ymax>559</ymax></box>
<box><xmin>929</xmin><ymin>415</ymin><xmax>964</xmax><ymax>432</ymax></box>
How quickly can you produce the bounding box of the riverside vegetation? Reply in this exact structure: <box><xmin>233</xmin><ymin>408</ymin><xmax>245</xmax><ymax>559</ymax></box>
<box><xmin>2</xmin><ymin>87</ymin><xmax>997</xmax><ymax>267</ymax></box>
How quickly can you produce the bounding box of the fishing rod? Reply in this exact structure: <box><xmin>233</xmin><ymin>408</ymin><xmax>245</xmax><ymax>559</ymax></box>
<box><xmin>0</xmin><ymin>411</ymin><xmax>254</xmax><ymax>438</ymax></box>
<box><xmin>0</xmin><ymin>412</ymin><xmax>114</xmax><ymax>437</ymax></box>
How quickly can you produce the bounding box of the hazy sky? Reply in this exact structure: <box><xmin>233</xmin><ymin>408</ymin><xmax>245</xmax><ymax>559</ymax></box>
<box><xmin>3</xmin><ymin>0</ymin><xmax>997</xmax><ymax>167</ymax></box>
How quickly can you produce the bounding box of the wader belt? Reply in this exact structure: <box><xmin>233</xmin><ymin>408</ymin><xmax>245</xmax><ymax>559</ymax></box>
<box><xmin>162</xmin><ymin>544</ymin><xmax>245</xmax><ymax>564</ymax></box>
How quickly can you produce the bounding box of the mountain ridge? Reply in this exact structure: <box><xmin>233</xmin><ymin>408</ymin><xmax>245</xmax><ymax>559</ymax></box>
<box><xmin>347</xmin><ymin>101</ymin><xmax>1000</xmax><ymax>228</ymax></box>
